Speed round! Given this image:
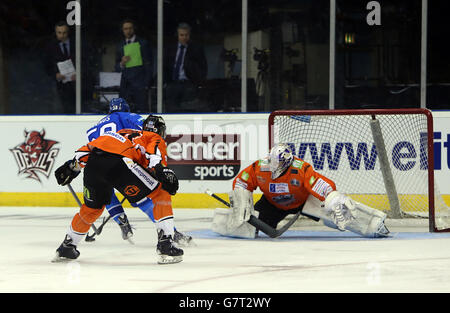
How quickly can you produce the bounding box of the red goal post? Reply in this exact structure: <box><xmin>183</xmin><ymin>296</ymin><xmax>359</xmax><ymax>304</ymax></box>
<box><xmin>269</xmin><ymin>108</ymin><xmax>450</xmax><ymax>232</ymax></box>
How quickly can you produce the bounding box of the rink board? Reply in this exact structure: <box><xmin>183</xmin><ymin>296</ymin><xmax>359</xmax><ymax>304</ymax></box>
<box><xmin>2</xmin><ymin>192</ymin><xmax>450</xmax><ymax>211</ymax></box>
<box><xmin>1</xmin><ymin>112</ymin><xmax>450</xmax><ymax>207</ymax></box>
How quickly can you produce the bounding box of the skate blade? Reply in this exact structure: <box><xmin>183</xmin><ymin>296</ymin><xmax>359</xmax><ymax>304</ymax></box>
<box><xmin>157</xmin><ymin>254</ymin><xmax>183</xmax><ymax>264</ymax></box>
<box><xmin>123</xmin><ymin>233</ymin><xmax>135</xmax><ymax>245</ymax></box>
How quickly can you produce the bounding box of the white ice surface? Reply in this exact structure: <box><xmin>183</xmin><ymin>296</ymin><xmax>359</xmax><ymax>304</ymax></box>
<box><xmin>1</xmin><ymin>206</ymin><xmax>450</xmax><ymax>293</ymax></box>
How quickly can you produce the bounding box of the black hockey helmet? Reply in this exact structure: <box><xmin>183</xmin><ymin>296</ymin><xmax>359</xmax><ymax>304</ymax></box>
<box><xmin>143</xmin><ymin>115</ymin><xmax>166</xmax><ymax>139</ymax></box>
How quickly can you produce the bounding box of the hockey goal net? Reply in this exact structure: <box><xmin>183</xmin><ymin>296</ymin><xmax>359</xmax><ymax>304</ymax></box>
<box><xmin>269</xmin><ymin>109</ymin><xmax>450</xmax><ymax>232</ymax></box>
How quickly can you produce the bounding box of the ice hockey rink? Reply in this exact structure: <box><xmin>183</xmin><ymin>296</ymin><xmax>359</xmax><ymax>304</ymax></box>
<box><xmin>2</xmin><ymin>206</ymin><xmax>450</xmax><ymax>293</ymax></box>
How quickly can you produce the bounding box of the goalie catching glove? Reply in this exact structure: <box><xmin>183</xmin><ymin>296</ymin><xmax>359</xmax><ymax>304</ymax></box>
<box><xmin>55</xmin><ymin>159</ymin><xmax>81</xmax><ymax>186</ymax></box>
<box><xmin>153</xmin><ymin>163</ymin><xmax>179</xmax><ymax>195</ymax></box>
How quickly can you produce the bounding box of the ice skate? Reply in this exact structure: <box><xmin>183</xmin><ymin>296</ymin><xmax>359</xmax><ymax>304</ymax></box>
<box><xmin>157</xmin><ymin>229</ymin><xmax>183</xmax><ymax>264</ymax></box>
<box><xmin>173</xmin><ymin>229</ymin><xmax>194</xmax><ymax>247</ymax></box>
<box><xmin>52</xmin><ymin>235</ymin><xmax>80</xmax><ymax>262</ymax></box>
<box><xmin>117</xmin><ymin>214</ymin><xmax>134</xmax><ymax>244</ymax></box>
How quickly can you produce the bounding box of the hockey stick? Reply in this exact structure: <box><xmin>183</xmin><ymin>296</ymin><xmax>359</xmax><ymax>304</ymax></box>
<box><xmin>85</xmin><ymin>196</ymin><xmax>128</xmax><ymax>242</ymax></box>
<box><xmin>67</xmin><ymin>183</ymin><xmax>101</xmax><ymax>236</ymax></box>
<box><xmin>85</xmin><ymin>216</ymin><xmax>111</xmax><ymax>242</ymax></box>
<box><xmin>205</xmin><ymin>189</ymin><xmax>301</xmax><ymax>238</ymax></box>
<box><xmin>67</xmin><ymin>184</ymin><xmax>128</xmax><ymax>242</ymax></box>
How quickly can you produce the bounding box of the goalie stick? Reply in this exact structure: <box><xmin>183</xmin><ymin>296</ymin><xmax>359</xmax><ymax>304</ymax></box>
<box><xmin>205</xmin><ymin>189</ymin><xmax>301</xmax><ymax>238</ymax></box>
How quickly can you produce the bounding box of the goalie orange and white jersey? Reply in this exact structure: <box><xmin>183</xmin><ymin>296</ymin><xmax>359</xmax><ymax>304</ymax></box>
<box><xmin>233</xmin><ymin>156</ymin><xmax>336</xmax><ymax>211</ymax></box>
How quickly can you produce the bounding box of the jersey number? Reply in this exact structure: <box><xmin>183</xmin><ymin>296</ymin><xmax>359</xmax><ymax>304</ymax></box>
<box><xmin>87</xmin><ymin>122</ymin><xmax>117</xmax><ymax>141</ymax></box>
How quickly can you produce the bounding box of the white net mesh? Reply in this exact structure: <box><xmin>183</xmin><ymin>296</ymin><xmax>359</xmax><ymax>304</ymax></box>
<box><xmin>271</xmin><ymin>110</ymin><xmax>450</xmax><ymax>231</ymax></box>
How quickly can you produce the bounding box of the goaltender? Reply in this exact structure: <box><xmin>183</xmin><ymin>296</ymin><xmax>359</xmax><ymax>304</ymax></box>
<box><xmin>213</xmin><ymin>143</ymin><xmax>390</xmax><ymax>238</ymax></box>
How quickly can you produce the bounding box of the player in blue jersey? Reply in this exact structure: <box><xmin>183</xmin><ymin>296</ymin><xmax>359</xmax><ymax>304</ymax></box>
<box><xmin>85</xmin><ymin>98</ymin><xmax>193</xmax><ymax>246</ymax></box>
<box><xmin>87</xmin><ymin>98</ymin><xmax>144</xmax><ymax>142</ymax></box>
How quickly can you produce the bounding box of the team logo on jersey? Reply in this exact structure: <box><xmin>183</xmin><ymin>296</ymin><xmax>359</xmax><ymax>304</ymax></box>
<box><xmin>9</xmin><ymin>129</ymin><xmax>60</xmax><ymax>182</ymax></box>
<box><xmin>269</xmin><ymin>183</ymin><xmax>289</xmax><ymax>193</ymax></box>
<box><xmin>124</xmin><ymin>185</ymin><xmax>140</xmax><ymax>196</ymax></box>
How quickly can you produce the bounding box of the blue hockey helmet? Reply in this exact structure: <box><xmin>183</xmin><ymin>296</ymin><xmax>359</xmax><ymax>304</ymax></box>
<box><xmin>109</xmin><ymin>98</ymin><xmax>130</xmax><ymax>113</ymax></box>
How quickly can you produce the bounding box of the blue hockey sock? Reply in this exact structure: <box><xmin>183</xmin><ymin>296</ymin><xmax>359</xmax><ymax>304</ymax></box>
<box><xmin>106</xmin><ymin>193</ymin><xmax>125</xmax><ymax>224</ymax></box>
<box><xmin>131</xmin><ymin>197</ymin><xmax>155</xmax><ymax>222</ymax></box>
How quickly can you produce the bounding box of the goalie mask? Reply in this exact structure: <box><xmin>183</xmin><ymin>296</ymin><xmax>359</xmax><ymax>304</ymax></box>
<box><xmin>109</xmin><ymin>98</ymin><xmax>130</xmax><ymax>113</ymax></box>
<box><xmin>269</xmin><ymin>143</ymin><xmax>294</xmax><ymax>179</ymax></box>
<box><xmin>143</xmin><ymin>115</ymin><xmax>167</xmax><ymax>139</ymax></box>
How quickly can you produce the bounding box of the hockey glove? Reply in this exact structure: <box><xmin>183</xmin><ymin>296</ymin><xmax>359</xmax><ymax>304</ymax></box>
<box><xmin>154</xmin><ymin>163</ymin><xmax>179</xmax><ymax>195</ymax></box>
<box><xmin>55</xmin><ymin>159</ymin><xmax>81</xmax><ymax>186</ymax></box>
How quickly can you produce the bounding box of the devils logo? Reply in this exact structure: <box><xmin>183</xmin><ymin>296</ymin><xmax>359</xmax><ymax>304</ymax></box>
<box><xmin>9</xmin><ymin>129</ymin><xmax>60</xmax><ymax>182</ymax></box>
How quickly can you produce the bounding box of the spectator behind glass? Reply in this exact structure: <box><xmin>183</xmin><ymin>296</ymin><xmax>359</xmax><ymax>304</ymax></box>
<box><xmin>44</xmin><ymin>21</ymin><xmax>76</xmax><ymax>114</ymax></box>
<box><xmin>163</xmin><ymin>23</ymin><xmax>207</xmax><ymax>112</ymax></box>
<box><xmin>115</xmin><ymin>19</ymin><xmax>152</xmax><ymax>113</ymax></box>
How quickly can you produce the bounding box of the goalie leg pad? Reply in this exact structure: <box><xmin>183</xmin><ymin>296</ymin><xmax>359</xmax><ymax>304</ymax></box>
<box><xmin>302</xmin><ymin>193</ymin><xmax>389</xmax><ymax>238</ymax></box>
<box><xmin>228</xmin><ymin>188</ymin><xmax>255</xmax><ymax>230</ymax></box>
<box><xmin>344</xmin><ymin>202</ymin><xmax>389</xmax><ymax>238</ymax></box>
<box><xmin>212</xmin><ymin>208</ymin><xmax>256</xmax><ymax>239</ymax></box>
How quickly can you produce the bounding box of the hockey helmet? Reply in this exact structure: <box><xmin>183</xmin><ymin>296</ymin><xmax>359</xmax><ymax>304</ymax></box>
<box><xmin>109</xmin><ymin>98</ymin><xmax>130</xmax><ymax>113</ymax></box>
<box><xmin>268</xmin><ymin>143</ymin><xmax>294</xmax><ymax>179</ymax></box>
<box><xmin>143</xmin><ymin>115</ymin><xmax>166</xmax><ymax>139</ymax></box>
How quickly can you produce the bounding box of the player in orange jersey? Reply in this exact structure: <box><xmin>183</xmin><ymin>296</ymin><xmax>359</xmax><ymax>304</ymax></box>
<box><xmin>117</xmin><ymin>116</ymin><xmax>192</xmax><ymax>247</ymax></box>
<box><xmin>220</xmin><ymin>143</ymin><xmax>389</xmax><ymax>238</ymax></box>
<box><xmin>53</xmin><ymin>115</ymin><xmax>184</xmax><ymax>264</ymax></box>
<box><xmin>233</xmin><ymin>143</ymin><xmax>336</xmax><ymax>231</ymax></box>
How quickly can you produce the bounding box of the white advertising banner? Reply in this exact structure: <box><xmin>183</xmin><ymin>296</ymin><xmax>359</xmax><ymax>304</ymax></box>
<box><xmin>1</xmin><ymin>111</ymin><xmax>450</xmax><ymax>206</ymax></box>
<box><xmin>0</xmin><ymin>113</ymin><xmax>269</xmax><ymax>195</ymax></box>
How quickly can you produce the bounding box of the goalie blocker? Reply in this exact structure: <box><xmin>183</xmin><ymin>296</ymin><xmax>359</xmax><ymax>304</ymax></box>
<box><xmin>212</xmin><ymin>189</ymin><xmax>389</xmax><ymax>238</ymax></box>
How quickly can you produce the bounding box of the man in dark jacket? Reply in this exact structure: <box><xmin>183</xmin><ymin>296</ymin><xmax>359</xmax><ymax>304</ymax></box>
<box><xmin>163</xmin><ymin>23</ymin><xmax>207</xmax><ymax>113</ymax></box>
<box><xmin>44</xmin><ymin>21</ymin><xmax>76</xmax><ymax>114</ymax></box>
<box><xmin>115</xmin><ymin>19</ymin><xmax>152</xmax><ymax>113</ymax></box>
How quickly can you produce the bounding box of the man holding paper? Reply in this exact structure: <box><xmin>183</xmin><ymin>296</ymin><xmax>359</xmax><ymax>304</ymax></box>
<box><xmin>115</xmin><ymin>19</ymin><xmax>152</xmax><ymax>113</ymax></box>
<box><xmin>44</xmin><ymin>21</ymin><xmax>76</xmax><ymax>114</ymax></box>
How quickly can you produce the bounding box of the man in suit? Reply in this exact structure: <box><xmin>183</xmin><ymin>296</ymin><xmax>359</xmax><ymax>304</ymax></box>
<box><xmin>44</xmin><ymin>21</ymin><xmax>76</xmax><ymax>114</ymax></box>
<box><xmin>115</xmin><ymin>19</ymin><xmax>152</xmax><ymax>113</ymax></box>
<box><xmin>163</xmin><ymin>23</ymin><xmax>208</xmax><ymax>113</ymax></box>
